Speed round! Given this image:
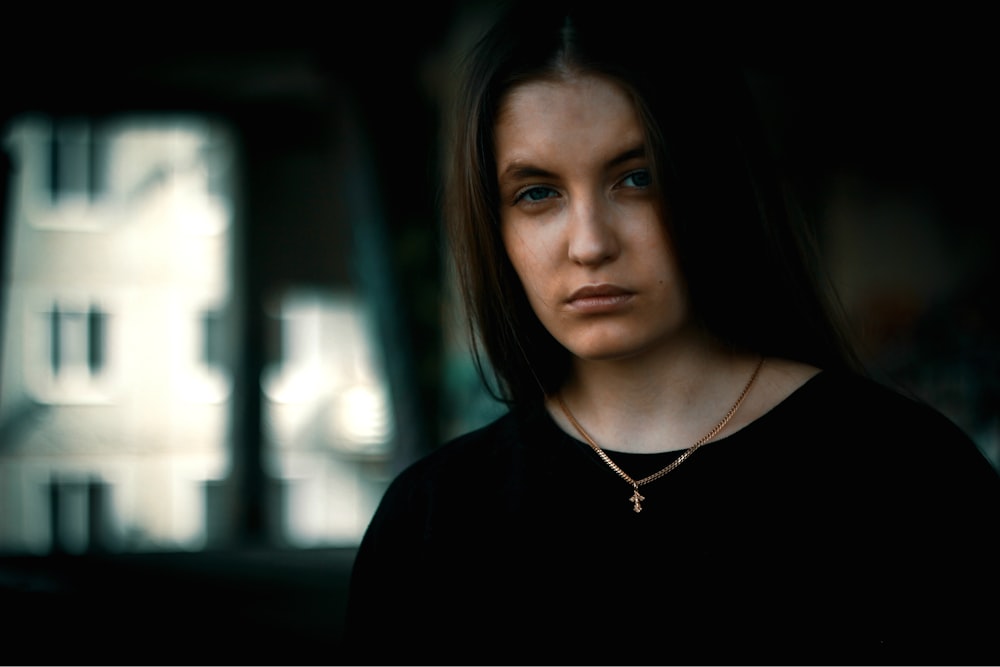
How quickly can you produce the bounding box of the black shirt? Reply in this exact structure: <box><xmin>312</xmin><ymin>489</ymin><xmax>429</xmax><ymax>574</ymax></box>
<box><xmin>345</xmin><ymin>371</ymin><xmax>1000</xmax><ymax>665</ymax></box>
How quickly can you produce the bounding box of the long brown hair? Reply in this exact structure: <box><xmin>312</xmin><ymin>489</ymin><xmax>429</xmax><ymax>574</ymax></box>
<box><xmin>444</xmin><ymin>0</ymin><xmax>862</xmax><ymax>413</ymax></box>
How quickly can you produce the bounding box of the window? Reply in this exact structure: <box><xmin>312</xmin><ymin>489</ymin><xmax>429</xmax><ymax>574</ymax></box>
<box><xmin>46</xmin><ymin>118</ymin><xmax>107</xmax><ymax>204</ymax></box>
<box><xmin>46</xmin><ymin>300</ymin><xmax>108</xmax><ymax>386</ymax></box>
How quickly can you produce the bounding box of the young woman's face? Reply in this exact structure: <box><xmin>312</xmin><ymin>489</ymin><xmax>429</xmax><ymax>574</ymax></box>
<box><xmin>495</xmin><ymin>73</ymin><xmax>692</xmax><ymax>363</ymax></box>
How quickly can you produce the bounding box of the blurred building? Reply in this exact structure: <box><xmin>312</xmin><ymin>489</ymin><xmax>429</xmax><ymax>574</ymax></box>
<box><xmin>0</xmin><ymin>114</ymin><xmax>394</xmax><ymax>555</ymax></box>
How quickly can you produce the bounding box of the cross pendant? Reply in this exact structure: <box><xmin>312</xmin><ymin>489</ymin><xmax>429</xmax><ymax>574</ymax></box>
<box><xmin>629</xmin><ymin>487</ymin><xmax>645</xmax><ymax>513</ymax></box>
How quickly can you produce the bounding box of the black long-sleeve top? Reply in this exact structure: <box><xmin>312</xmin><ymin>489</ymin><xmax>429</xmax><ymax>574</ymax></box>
<box><xmin>344</xmin><ymin>370</ymin><xmax>1000</xmax><ymax>665</ymax></box>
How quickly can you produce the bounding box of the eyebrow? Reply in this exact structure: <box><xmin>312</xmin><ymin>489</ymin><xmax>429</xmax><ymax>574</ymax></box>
<box><xmin>498</xmin><ymin>144</ymin><xmax>647</xmax><ymax>182</ymax></box>
<box><xmin>607</xmin><ymin>145</ymin><xmax>647</xmax><ymax>169</ymax></box>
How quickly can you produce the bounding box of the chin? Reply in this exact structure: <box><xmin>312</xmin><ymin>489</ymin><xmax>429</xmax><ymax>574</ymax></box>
<box><xmin>561</xmin><ymin>323</ymin><xmax>687</xmax><ymax>363</ymax></box>
<box><xmin>566</xmin><ymin>338</ymin><xmax>654</xmax><ymax>362</ymax></box>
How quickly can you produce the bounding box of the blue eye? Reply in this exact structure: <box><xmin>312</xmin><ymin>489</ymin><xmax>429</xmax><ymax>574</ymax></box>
<box><xmin>622</xmin><ymin>169</ymin><xmax>651</xmax><ymax>188</ymax></box>
<box><xmin>517</xmin><ymin>186</ymin><xmax>558</xmax><ymax>203</ymax></box>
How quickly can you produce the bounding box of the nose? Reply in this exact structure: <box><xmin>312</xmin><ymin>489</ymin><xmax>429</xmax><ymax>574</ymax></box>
<box><xmin>566</xmin><ymin>196</ymin><xmax>620</xmax><ymax>266</ymax></box>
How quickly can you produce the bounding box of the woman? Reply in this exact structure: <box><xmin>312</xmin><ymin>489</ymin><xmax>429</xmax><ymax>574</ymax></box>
<box><xmin>344</xmin><ymin>2</ymin><xmax>1000</xmax><ymax>663</ymax></box>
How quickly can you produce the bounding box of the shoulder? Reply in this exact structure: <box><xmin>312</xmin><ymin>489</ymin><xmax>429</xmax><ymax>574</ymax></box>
<box><xmin>401</xmin><ymin>409</ymin><xmax>521</xmax><ymax>480</ymax></box>
<box><xmin>369</xmin><ymin>410</ymin><xmax>522</xmax><ymax>514</ymax></box>
<box><xmin>742</xmin><ymin>358</ymin><xmax>974</xmax><ymax>444</ymax></box>
<box><xmin>354</xmin><ymin>407</ymin><xmax>550</xmax><ymax>556</ymax></box>
<box><xmin>797</xmin><ymin>368</ymin><xmax>965</xmax><ymax>427</ymax></box>
<box><xmin>772</xmin><ymin>368</ymin><xmax>996</xmax><ymax>480</ymax></box>
<box><xmin>740</xmin><ymin>367</ymin><xmax>1000</xmax><ymax>537</ymax></box>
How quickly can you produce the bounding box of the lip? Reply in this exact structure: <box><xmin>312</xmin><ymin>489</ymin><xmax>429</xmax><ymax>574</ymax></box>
<box><xmin>566</xmin><ymin>283</ymin><xmax>635</xmax><ymax>312</ymax></box>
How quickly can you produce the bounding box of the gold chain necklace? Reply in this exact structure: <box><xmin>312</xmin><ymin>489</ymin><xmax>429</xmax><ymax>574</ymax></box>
<box><xmin>554</xmin><ymin>356</ymin><xmax>764</xmax><ymax>513</ymax></box>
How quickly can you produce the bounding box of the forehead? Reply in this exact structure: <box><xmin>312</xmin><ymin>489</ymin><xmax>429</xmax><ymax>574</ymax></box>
<box><xmin>498</xmin><ymin>72</ymin><xmax>634</xmax><ymax>117</ymax></box>
<box><xmin>494</xmin><ymin>74</ymin><xmax>644</xmax><ymax>166</ymax></box>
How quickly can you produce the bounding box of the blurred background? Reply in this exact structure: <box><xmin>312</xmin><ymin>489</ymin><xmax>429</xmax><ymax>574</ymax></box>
<box><xmin>1</xmin><ymin>2</ymin><xmax>996</xmax><ymax>662</ymax></box>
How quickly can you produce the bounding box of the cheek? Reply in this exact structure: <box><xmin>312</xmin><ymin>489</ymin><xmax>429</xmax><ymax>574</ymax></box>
<box><xmin>502</xmin><ymin>227</ymin><xmax>543</xmax><ymax>285</ymax></box>
<box><xmin>640</xmin><ymin>222</ymin><xmax>679</xmax><ymax>274</ymax></box>
<box><xmin>502</xmin><ymin>230</ymin><xmax>563</xmax><ymax>315</ymax></box>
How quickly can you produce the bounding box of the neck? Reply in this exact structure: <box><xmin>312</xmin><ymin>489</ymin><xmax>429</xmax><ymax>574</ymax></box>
<box><xmin>551</xmin><ymin>342</ymin><xmax>763</xmax><ymax>454</ymax></box>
